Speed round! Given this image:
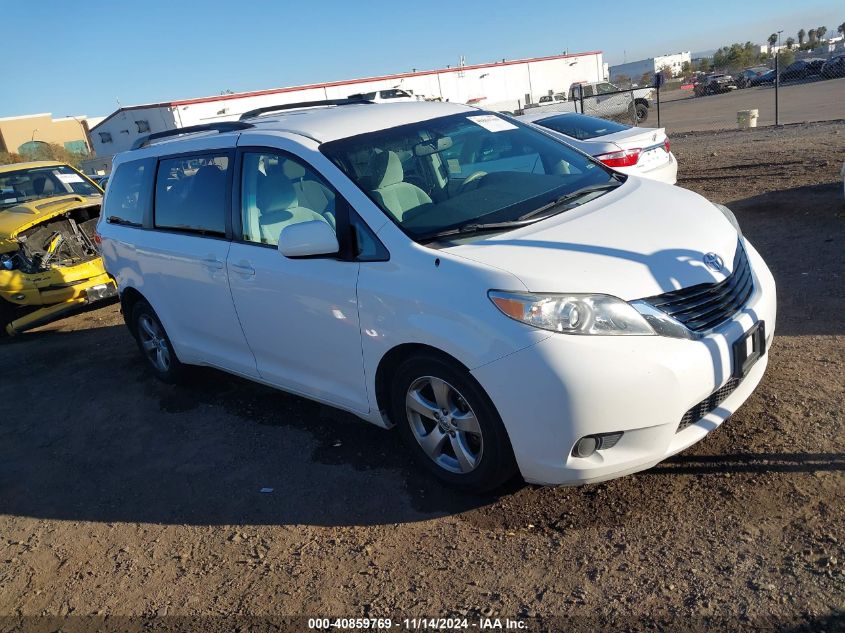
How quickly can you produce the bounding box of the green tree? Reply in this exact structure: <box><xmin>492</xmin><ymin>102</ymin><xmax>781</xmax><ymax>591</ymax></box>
<box><xmin>798</xmin><ymin>29</ymin><xmax>806</xmax><ymax>46</ymax></box>
<box><xmin>838</xmin><ymin>23</ymin><xmax>845</xmax><ymax>37</ymax></box>
<box><xmin>697</xmin><ymin>58</ymin><xmax>711</xmax><ymax>72</ymax></box>
<box><xmin>767</xmin><ymin>33</ymin><xmax>778</xmax><ymax>50</ymax></box>
<box><xmin>808</xmin><ymin>28</ymin><xmax>817</xmax><ymax>45</ymax></box>
<box><xmin>778</xmin><ymin>48</ymin><xmax>796</xmax><ymax>68</ymax></box>
<box><xmin>681</xmin><ymin>61</ymin><xmax>692</xmax><ymax>76</ymax></box>
<box><xmin>657</xmin><ymin>64</ymin><xmax>674</xmax><ymax>80</ymax></box>
<box><xmin>786</xmin><ymin>37</ymin><xmax>795</xmax><ymax>49</ymax></box>
<box><xmin>816</xmin><ymin>26</ymin><xmax>827</xmax><ymax>41</ymax></box>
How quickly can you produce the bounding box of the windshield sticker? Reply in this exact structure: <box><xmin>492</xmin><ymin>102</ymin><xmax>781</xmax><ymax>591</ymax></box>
<box><xmin>467</xmin><ymin>115</ymin><xmax>518</xmax><ymax>132</ymax></box>
<box><xmin>56</xmin><ymin>172</ymin><xmax>84</xmax><ymax>184</ymax></box>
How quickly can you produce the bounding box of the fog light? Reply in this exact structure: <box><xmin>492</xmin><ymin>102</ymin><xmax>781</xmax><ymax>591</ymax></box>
<box><xmin>572</xmin><ymin>432</ymin><xmax>625</xmax><ymax>458</ymax></box>
<box><xmin>573</xmin><ymin>436</ymin><xmax>598</xmax><ymax>458</ymax></box>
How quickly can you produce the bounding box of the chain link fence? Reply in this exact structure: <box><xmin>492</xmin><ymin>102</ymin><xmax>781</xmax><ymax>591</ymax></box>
<box><xmin>515</xmin><ymin>48</ymin><xmax>844</xmax><ymax>133</ymax></box>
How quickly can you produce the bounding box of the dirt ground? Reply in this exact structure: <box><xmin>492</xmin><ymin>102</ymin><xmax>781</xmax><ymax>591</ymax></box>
<box><xmin>1</xmin><ymin>121</ymin><xmax>844</xmax><ymax>632</ymax></box>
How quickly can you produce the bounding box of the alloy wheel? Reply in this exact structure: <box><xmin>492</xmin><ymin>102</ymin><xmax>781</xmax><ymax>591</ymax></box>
<box><xmin>405</xmin><ymin>376</ymin><xmax>483</xmax><ymax>474</ymax></box>
<box><xmin>137</xmin><ymin>314</ymin><xmax>171</xmax><ymax>373</ymax></box>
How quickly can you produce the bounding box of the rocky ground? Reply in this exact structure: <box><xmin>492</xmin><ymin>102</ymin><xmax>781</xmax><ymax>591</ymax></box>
<box><xmin>1</xmin><ymin>121</ymin><xmax>843</xmax><ymax>632</ymax></box>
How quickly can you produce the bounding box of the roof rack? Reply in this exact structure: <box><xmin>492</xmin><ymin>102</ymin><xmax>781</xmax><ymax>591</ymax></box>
<box><xmin>131</xmin><ymin>122</ymin><xmax>254</xmax><ymax>150</ymax></box>
<box><xmin>238</xmin><ymin>97</ymin><xmax>373</xmax><ymax>121</ymax></box>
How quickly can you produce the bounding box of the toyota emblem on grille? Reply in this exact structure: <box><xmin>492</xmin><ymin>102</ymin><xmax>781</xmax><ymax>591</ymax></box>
<box><xmin>703</xmin><ymin>252</ymin><xmax>724</xmax><ymax>272</ymax></box>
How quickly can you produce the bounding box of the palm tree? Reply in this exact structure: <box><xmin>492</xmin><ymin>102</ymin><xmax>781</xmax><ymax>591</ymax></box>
<box><xmin>786</xmin><ymin>37</ymin><xmax>795</xmax><ymax>49</ymax></box>
<box><xmin>816</xmin><ymin>26</ymin><xmax>827</xmax><ymax>41</ymax></box>
<box><xmin>798</xmin><ymin>29</ymin><xmax>806</xmax><ymax>46</ymax></box>
<box><xmin>767</xmin><ymin>33</ymin><xmax>778</xmax><ymax>52</ymax></box>
<box><xmin>839</xmin><ymin>23</ymin><xmax>845</xmax><ymax>38</ymax></box>
<box><xmin>808</xmin><ymin>28</ymin><xmax>817</xmax><ymax>45</ymax></box>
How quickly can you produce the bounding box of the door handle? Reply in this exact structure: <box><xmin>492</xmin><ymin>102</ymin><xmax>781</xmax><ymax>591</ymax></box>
<box><xmin>202</xmin><ymin>257</ymin><xmax>225</xmax><ymax>271</ymax></box>
<box><xmin>230</xmin><ymin>261</ymin><xmax>256</xmax><ymax>277</ymax></box>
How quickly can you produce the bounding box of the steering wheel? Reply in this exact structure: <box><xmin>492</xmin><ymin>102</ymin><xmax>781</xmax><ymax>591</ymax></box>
<box><xmin>458</xmin><ymin>171</ymin><xmax>488</xmax><ymax>194</ymax></box>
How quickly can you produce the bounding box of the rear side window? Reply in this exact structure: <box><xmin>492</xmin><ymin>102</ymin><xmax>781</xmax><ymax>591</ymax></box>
<box><xmin>537</xmin><ymin>114</ymin><xmax>629</xmax><ymax>140</ymax></box>
<box><xmin>154</xmin><ymin>154</ymin><xmax>230</xmax><ymax>235</ymax></box>
<box><xmin>103</xmin><ymin>158</ymin><xmax>155</xmax><ymax>226</ymax></box>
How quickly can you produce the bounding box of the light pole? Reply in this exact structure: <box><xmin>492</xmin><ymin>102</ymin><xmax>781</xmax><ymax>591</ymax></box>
<box><xmin>30</xmin><ymin>129</ymin><xmax>38</xmax><ymax>142</ymax></box>
<box><xmin>775</xmin><ymin>29</ymin><xmax>783</xmax><ymax>126</ymax></box>
<box><xmin>65</xmin><ymin>115</ymin><xmax>91</xmax><ymax>153</ymax></box>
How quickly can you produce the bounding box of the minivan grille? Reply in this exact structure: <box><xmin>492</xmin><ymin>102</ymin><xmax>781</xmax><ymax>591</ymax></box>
<box><xmin>678</xmin><ymin>377</ymin><xmax>740</xmax><ymax>432</ymax></box>
<box><xmin>643</xmin><ymin>243</ymin><xmax>753</xmax><ymax>332</ymax></box>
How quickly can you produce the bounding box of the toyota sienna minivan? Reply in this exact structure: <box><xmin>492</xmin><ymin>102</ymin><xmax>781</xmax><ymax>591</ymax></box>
<box><xmin>98</xmin><ymin>101</ymin><xmax>776</xmax><ymax>490</ymax></box>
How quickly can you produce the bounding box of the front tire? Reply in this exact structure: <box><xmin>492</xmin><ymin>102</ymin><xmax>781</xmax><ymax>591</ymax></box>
<box><xmin>390</xmin><ymin>353</ymin><xmax>517</xmax><ymax>491</ymax></box>
<box><xmin>131</xmin><ymin>300</ymin><xmax>184</xmax><ymax>383</ymax></box>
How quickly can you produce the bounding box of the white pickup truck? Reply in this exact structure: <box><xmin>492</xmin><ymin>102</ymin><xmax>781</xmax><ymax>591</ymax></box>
<box><xmin>525</xmin><ymin>81</ymin><xmax>654</xmax><ymax>123</ymax></box>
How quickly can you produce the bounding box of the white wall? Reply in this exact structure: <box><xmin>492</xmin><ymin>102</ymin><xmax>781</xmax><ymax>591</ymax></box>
<box><xmin>90</xmin><ymin>53</ymin><xmax>604</xmax><ymax>164</ymax></box>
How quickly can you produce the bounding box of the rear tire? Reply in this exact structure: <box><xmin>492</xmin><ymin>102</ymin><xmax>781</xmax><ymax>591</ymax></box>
<box><xmin>389</xmin><ymin>353</ymin><xmax>517</xmax><ymax>491</ymax></box>
<box><xmin>634</xmin><ymin>101</ymin><xmax>649</xmax><ymax>123</ymax></box>
<box><xmin>131</xmin><ymin>300</ymin><xmax>184</xmax><ymax>383</ymax></box>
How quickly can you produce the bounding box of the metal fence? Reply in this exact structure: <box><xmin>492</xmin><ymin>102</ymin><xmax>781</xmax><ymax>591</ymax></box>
<box><xmin>515</xmin><ymin>48</ymin><xmax>845</xmax><ymax>133</ymax></box>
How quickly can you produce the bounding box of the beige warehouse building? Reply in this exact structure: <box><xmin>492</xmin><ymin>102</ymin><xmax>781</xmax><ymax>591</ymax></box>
<box><xmin>0</xmin><ymin>113</ymin><xmax>95</xmax><ymax>156</ymax></box>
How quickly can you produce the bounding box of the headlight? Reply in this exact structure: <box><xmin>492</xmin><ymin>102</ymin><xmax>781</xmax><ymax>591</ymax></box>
<box><xmin>489</xmin><ymin>291</ymin><xmax>655</xmax><ymax>335</ymax></box>
<box><xmin>714</xmin><ymin>203</ymin><xmax>742</xmax><ymax>236</ymax></box>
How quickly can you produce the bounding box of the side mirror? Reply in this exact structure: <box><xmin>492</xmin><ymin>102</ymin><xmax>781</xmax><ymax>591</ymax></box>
<box><xmin>278</xmin><ymin>220</ymin><xmax>339</xmax><ymax>258</ymax></box>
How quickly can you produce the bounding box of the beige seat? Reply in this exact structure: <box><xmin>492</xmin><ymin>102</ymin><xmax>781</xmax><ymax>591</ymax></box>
<box><xmin>257</xmin><ymin>170</ymin><xmax>329</xmax><ymax>245</ymax></box>
<box><xmin>282</xmin><ymin>159</ymin><xmax>335</xmax><ymax>223</ymax></box>
<box><xmin>368</xmin><ymin>151</ymin><xmax>431</xmax><ymax>220</ymax></box>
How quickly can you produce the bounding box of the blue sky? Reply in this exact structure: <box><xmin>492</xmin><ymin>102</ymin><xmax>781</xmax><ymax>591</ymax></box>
<box><xmin>3</xmin><ymin>0</ymin><xmax>841</xmax><ymax>118</ymax></box>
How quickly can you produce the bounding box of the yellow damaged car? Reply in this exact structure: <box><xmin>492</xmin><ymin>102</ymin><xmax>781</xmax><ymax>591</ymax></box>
<box><xmin>0</xmin><ymin>161</ymin><xmax>116</xmax><ymax>336</ymax></box>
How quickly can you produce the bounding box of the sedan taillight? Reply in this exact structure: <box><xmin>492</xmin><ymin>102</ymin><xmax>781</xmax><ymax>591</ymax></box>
<box><xmin>663</xmin><ymin>138</ymin><xmax>671</xmax><ymax>153</ymax></box>
<box><xmin>596</xmin><ymin>148</ymin><xmax>641</xmax><ymax>168</ymax></box>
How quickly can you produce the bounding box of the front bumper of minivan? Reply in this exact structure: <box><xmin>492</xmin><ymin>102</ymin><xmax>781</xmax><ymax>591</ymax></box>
<box><xmin>471</xmin><ymin>238</ymin><xmax>776</xmax><ymax>485</ymax></box>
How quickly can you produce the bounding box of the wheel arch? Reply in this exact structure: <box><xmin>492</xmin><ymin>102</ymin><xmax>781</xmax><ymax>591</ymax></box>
<box><xmin>374</xmin><ymin>343</ymin><xmax>473</xmax><ymax>425</ymax></box>
<box><xmin>119</xmin><ymin>286</ymin><xmax>147</xmax><ymax>335</ymax></box>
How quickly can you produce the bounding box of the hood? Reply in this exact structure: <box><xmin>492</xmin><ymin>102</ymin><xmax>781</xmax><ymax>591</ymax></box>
<box><xmin>0</xmin><ymin>194</ymin><xmax>102</xmax><ymax>240</ymax></box>
<box><xmin>444</xmin><ymin>178</ymin><xmax>740</xmax><ymax>301</ymax></box>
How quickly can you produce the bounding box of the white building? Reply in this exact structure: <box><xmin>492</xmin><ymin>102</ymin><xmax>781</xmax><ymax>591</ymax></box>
<box><xmin>609</xmin><ymin>51</ymin><xmax>691</xmax><ymax>81</ymax></box>
<box><xmin>89</xmin><ymin>51</ymin><xmax>605</xmax><ymax>165</ymax></box>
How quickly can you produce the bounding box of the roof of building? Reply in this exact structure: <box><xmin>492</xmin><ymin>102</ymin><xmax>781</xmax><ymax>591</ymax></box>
<box><xmin>90</xmin><ymin>51</ymin><xmax>602</xmax><ymax>132</ymax></box>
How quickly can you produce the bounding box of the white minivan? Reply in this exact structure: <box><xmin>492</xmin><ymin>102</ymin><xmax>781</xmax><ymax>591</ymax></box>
<box><xmin>98</xmin><ymin>101</ymin><xmax>776</xmax><ymax>491</ymax></box>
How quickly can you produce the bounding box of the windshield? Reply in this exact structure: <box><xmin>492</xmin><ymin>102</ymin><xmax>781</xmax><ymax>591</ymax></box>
<box><xmin>535</xmin><ymin>113</ymin><xmax>630</xmax><ymax>140</ymax></box>
<box><xmin>321</xmin><ymin>112</ymin><xmax>615</xmax><ymax>241</ymax></box>
<box><xmin>0</xmin><ymin>165</ymin><xmax>101</xmax><ymax>210</ymax></box>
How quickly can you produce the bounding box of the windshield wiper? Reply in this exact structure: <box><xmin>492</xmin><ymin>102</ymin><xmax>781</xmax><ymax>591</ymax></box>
<box><xmin>418</xmin><ymin>218</ymin><xmax>542</xmax><ymax>242</ymax></box>
<box><xmin>107</xmin><ymin>216</ymin><xmax>140</xmax><ymax>227</ymax></box>
<box><xmin>516</xmin><ymin>180</ymin><xmax>623</xmax><ymax>222</ymax></box>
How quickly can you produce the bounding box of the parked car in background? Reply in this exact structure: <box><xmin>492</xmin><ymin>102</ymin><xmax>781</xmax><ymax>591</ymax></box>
<box><xmin>348</xmin><ymin>88</ymin><xmax>417</xmax><ymax>103</ymax></box>
<box><xmin>519</xmin><ymin>111</ymin><xmax>677</xmax><ymax>184</ymax></box>
<box><xmin>821</xmin><ymin>54</ymin><xmax>845</xmax><ymax>79</ymax></box>
<box><xmin>98</xmin><ymin>100</ymin><xmax>775</xmax><ymax>491</ymax></box>
<box><xmin>694</xmin><ymin>74</ymin><xmax>737</xmax><ymax>96</ymax></box>
<box><xmin>0</xmin><ymin>161</ymin><xmax>115</xmax><ymax>336</ymax></box>
<box><xmin>780</xmin><ymin>59</ymin><xmax>826</xmax><ymax>82</ymax></box>
<box><xmin>524</xmin><ymin>82</ymin><xmax>652</xmax><ymax>123</ymax></box>
<box><xmin>751</xmin><ymin>69</ymin><xmax>777</xmax><ymax>86</ymax></box>
<box><xmin>735</xmin><ymin>66</ymin><xmax>770</xmax><ymax>88</ymax></box>
<box><xmin>538</xmin><ymin>93</ymin><xmax>567</xmax><ymax>105</ymax></box>
<box><xmin>87</xmin><ymin>174</ymin><xmax>109</xmax><ymax>189</ymax></box>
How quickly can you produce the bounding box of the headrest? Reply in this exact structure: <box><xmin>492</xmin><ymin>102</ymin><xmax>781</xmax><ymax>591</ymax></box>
<box><xmin>368</xmin><ymin>150</ymin><xmax>404</xmax><ymax>189</ymax></box>
<box><xmin>32</xmin><ymin>176</ymin><xmax>54</xmax><ymax>195</ymax></box>
<box><xmin>282</xmin><ymin>159</ymin><xmax>306</xmax><ymax>180</ymax></box>
<box><xmin>258</xmin><ymin>174</ymin><xmax>297</xmax><ymax>214</ymax></box>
